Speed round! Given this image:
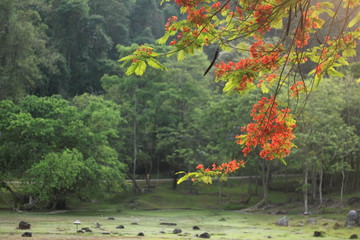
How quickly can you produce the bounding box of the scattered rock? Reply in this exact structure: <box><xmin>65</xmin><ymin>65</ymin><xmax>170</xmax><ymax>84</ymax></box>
<box><xmin>160</xmin><ymin>231</ymin><xmax>165</xmax><ymax>234</ymax></box>
<box><xmin>138</xmin><ymin>232</ymin><xmax>144</xmax><ymax>236</ymax></box>
<box><xmin>193</xmin><ymin>226</ymin><xmax>200</xmax><ymax>230</ymax></box>
<box><xmin>173</xmin><ymin>228</ymin><xmax>182</xmax><ymax>234</ymax></box>
<box><xmin>346</xmin><ymin>210</ymin><xmax>360</xmax><ymax>227</ymax></box>
<box><xmin>81</xmin><ymin>227</ymin><xmax>92</xmax><ymax>232</ymax></box>
<box><xmin>276</xmin><ymin>216</ymin><xmax>289</xmax><ymax>226</ymax></box>
<box><xmin>160</xmin><ymin>222</ymin><xmax>177</xmax><ymax>226</ymax></box>
<box><xmin>21</xmin><ymin>232</ymin><xmax>32</xmax><ymax>237</ymax></box>
<box><xmin>18</xmin><ymin>221</ymin><xmax>31</xmax><ymax>230</ymax></box>
<box><xmin>116</xmin><ymin>225</ymin><xmax>125</xmax><ymax>229</ymax></box>
<box><xmin>268</xmin><ymin>236</ymin><xmax>272</xmax><ymax>238</ymax></box>
<box><xmin>350</xmin><ymin>234</ymin><xmax>358</xmax><ymax>239</ymax></box>
<box><xmin>131</xmin><ymin>222</ymin><xmax>138</xmax><ymax>225</ymax></box>
<box><xmin>219</xmin><ymin>218</ymin><xmax>226</xmax><ymax>221</ymax></box>
<box><xmin>199</xmin><ymin>232</ymin><xmax>211</xmax><ymax>238</ymax></box>
<box><xmin>314</xmin><ymin>231</ymin><xmax>325</xmax><ymax>237</ymax></box>
<box><xmin>77</xmin><ymin>230</ymin><xmax>84</xmax><ymax>233</ymax></box>
<box><xmin>102</xmin><ymin>232</ymin><xmax>111</xmax><ymax>235</ymax></box>
<box><xmin>107</xmin><ymin>217</ymin><xmax>115</xmax><ymax>220</ymax></box>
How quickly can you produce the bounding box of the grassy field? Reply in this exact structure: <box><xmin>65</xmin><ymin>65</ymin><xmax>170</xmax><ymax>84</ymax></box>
<box><xmin>1</xmin><ymin>178</ymin><xmax>359</xmax><ymax>239</ymax></box>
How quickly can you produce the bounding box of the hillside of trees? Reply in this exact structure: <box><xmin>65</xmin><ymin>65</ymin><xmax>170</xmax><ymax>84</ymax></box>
<box><xmin>0</xmin><ymin>0</ymin><xmax>360</xmax><ymax>210</ymax></box>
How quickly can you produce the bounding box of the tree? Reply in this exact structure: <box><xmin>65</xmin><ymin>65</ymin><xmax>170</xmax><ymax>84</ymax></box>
<box><xmin>121</xmin><ymin>0</ymin><xmax>360</xmax><ymax>193</ymax></box>
<box><xmin>0</xmin><ymin>95</ymin><xmax>127</xmax><ymax>208</ymax></box>
<box><xmin>0</xmin><ymin>0</ymin><xmax>57</xmax><ymax>100</ymax></box>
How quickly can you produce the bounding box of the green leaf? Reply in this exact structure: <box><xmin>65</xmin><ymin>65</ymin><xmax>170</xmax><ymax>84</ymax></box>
<box><xmin>356</xmin><ymin>78</ymin><xmax>360</xmax><ymax>83</ymax></box>
<box><xmin>223</xmin><ymin>79</ymin><xmax>238</xmax><ymax>92</ymax></box>
<box><xmin>157</xmin><ymin>32</ymin><xmax>170</xmax><ymax>45</ymax></box>
<box><xmin>134</xmin><ymin>61</ymin><xmax>147</xmax><ymax>76</ymax></box>
<box><xmin>279</xmin><ymin>157</ymin><xmax>287</xmax><ymax>166</ymax></box>
<box><xmin>146</xmin><ymin>58</ymin><xmax>167</xmax><ymax>71</ymax></box>
<box><xmin>177</xmin><ymin>50</ymin><xmax>186</xmax><ymax>61</ymax></box>
<box><xmin>343</xmin><ymin>48</ymin><xmax>357</xmax><ymax>57</ymax></box>
<box><xmin>327</xmin><ymin>67</ymin><xmax>344</xmax><ymax>77</ymax></box>
<box><xmin>125</xmin><ymin>63</ymin><xmax>137</xmax><ymax>76</ymax></box>
<box><xmin>348</xmin><ymin>14</ymin><xmax>360</xmax><ymax>28</ymax></box>
<box><xmin>261</xmin><ymin>83</ymin><xmax>269</xmax><ymax>93</ymax></box>
<box><xmin>119</xmin><ymin>55</ymin><xmax>135</xmax><ymax>62</ymax></box>
<box><xmin>271</xmin><ymin>18</ymin><xmax>283</xmax><ymax>29</ymax></box>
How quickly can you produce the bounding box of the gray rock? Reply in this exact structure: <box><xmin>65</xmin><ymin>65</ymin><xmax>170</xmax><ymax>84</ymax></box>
<box><xmin>350</xmin><ymin>234</ymin><xmax>358</xmax><ymax>239</ymax></box>
<box><xmin>346</xmin><ymin>210</ymin><xmax>360</xmax><ymax>227</ymax></box>
<box><xmin>276</xmin><ymin>216</ymin><xmax>289</xmax><ymax>226</ymax></box>
<box><xmin>173</xmin><ymin>228</ymin><xmax>182</xmax><ymax>234</ymax></box>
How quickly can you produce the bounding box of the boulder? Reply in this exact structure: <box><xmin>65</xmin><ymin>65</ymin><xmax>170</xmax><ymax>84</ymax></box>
<box><xmin>18</xmin><ymin>221</ymin><xmax>31</xmax><ymax>230</ymax></box>
<box><xmin>314</xmin><ymin>231</ymin><xmax>325</xmax><ymax>237</ymax></box>
<box><xmin>276</xmin><ymin>216</ymin><xmax>289</xmax><ymax>226</ymax></box>
<box><xmin>346</xmin><ymin>210</ymin><xmax>360</xmax><ymax>227</ymax></box>
<box><xmin>107</xmin><ymin>217</ymin><xmax>115</xmax><ymax>220</ymax></box>
<box><xmin>116</xmin><ymin>225</ymin><xmax>125</xmax><ymax>229</ymax></box>
<box><xmin>350</xmin><ymin>234</ymin><xmax>358</xmax><ymax>239</ymax></box>
<box><xmin>21</xmin><ymin>232</ymin><xmax>32</xmax><ymax>237</ymax></box>
<box><xmin>199</xmin><ymin>232</ymin><xmax>211</xmax><ymax>238</ymax></box>
<box><xmin>193</xmin><ymin>226</ymin><xmax>200</xmax><ymax>230</ymax></box>
<box><xmin>173</xmin><ymin>228</ymin><xmax>182</xmax><ymax>234</ymax></box>
<box><xmin>138</xmin><ymin>232</ymin><xmax>144</xmax><ymax>236</ymax></box>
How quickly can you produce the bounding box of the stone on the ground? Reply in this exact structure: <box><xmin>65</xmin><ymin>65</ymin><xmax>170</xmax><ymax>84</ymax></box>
<box><xmin>193</xmin><ymin>226</ymin><xmax>200</xmax><ymax>230</ymax></box>
<box><xmin>160</xmin><ymin>222</ymin><xmax>177</xmax><ymax>226</ymax></box>
<box><xmin>77</xmin><ymin>230</ymin><xmax>84</xmax><ymax>233</ymax></box>
<box><xmin>346</xmin><ymin>210</ymin><xmax>360</xmax><ymax>227</ymax></box>
<box><xmin>81</xmin><ymin>227</ymin><xmax>92</xmax><ymax>232</ymax></box>
<box><xmin>350</xmin><ymin>234</ymin><xmax>358</xmax><ymax>239</ymax></box>
<box><xmin>116</xmin><ymin>225</ymin><xmax>125</xmax><ymax>229</ymax></box>
<box><xmin>314</xmin><ymin>231</ymin><xmax>325</xmax><ymax>237</ymax></box>
<box><xmin>18</xmin><ymin>221</ymin><xmax>31</xmax><ymax>230</ymax></box>
<box><xmin>276</xmin><ymin>216</ymin><xmax>289</xmax><ymax>226</ymax></box>
<box><xmin>199</xmin><ymin>232</ymin><xmax>211</xmax><ymax>238</ymax></box>
<box><xmin>21</xmin><ymin>232</ymin><xmax>32</xmax><ymax>237</ymax></box>
<box><xmin>173</xmin><ymin>228</ymin><xmax>182</xmax><ymax>234</ymax></box>
<box><xmin>138</xmin><ymin>232</ymin><xmax>144</xmax><ymax>236</ymax></box>
<box><xmin>107</xmin><ymin>217</ymin><xmax>115</xmax><ymax>220</ymax></box>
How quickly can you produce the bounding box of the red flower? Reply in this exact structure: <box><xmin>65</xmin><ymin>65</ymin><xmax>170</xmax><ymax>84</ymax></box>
<box><xmin>196</xmin><ymin>164</ymin><xmax>204</xmax><ymax>170</ymax></box>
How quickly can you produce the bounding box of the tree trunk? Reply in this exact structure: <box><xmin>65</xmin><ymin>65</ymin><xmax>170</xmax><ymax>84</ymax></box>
<box><xmin>319</xmin><ymin>161</ymin><xmax>323</xmax><ymax>206</ymax></box>
<box><xmin>340</xmin><ymin>168</ymin><xmax>345</xmax><ymax>207</ymax></box>
<box><xmin>254</xmin><ymin>159</ymin><xmax>271</xmax><ymax>208</ymax></box>
<box><xmin>129</xmin><ymin>173</ymin><xmax>141</xmax><ymax>194</ymax></box>
<box><xmin>218</xmin><ymin>179</ymin><xmax>224</xmax><ymax>204</ymax></box>
<box><xmin>172</xmin><ymin>171</ymin><xmax>178</xmax><ymax>190</ymax></box>
<box><xmin>304</xmin><ymin>165</ymin><xmax>309</xmax><ymax>214</ymax></box>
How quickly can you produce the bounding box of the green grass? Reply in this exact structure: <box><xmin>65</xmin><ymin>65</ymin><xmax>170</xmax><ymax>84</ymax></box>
<box><xmin>1</xmin><ymin>179</ymin><xmax>359</xmax><ymax>239</ymax></box>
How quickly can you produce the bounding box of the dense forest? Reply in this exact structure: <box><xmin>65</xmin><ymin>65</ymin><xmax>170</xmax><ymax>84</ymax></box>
<box><xmin>0</xmin><ymin>0</ymin><xmax>360</xmax><ymax>210</ymax></box>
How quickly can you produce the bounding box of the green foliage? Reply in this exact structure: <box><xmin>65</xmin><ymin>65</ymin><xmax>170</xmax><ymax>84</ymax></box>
<box><xmin>0</xmin><ymin>95</ymin><xmax>127</xmax><ymax>206</ymax></box>
<box><xmin>25</xmin><ymin>149</ymin><xmax>85</xmax><ymax>202</ymax></box>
